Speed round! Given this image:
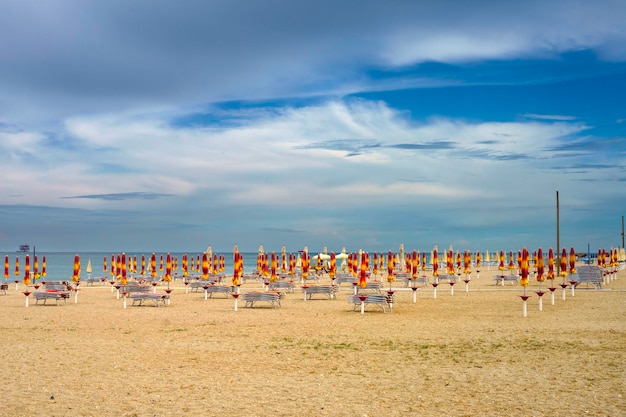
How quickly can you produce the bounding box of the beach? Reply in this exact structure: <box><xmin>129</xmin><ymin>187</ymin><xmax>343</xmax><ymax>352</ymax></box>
<box><xmin>0</xmin><ymin>266</ymin><xmax>624</xmax><ymax>417</ymax></box>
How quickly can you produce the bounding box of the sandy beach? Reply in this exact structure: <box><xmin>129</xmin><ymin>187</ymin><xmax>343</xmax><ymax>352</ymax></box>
<box><xmin>0</xmin><ymin>265</ymin><xmax>624</xmax><ymax>417</ymax></box>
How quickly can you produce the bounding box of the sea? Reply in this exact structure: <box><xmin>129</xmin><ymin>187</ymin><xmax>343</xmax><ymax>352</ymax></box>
<box><xmin>2</xmin><ymin>251</ymin><xmax>260</xmax><ymax>283</ymax></box>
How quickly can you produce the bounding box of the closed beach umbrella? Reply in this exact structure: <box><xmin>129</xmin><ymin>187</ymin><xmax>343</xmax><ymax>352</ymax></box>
<box><xmin>164</xmin><ymin>253</ymin><xmax>172</xmax><ymax>285</ymax></box>
<box><xmin>301</xmin><ymin>250</ymin><xmax>309</xmax><ymax>280</ymax></box>
<box><xmin>536</xmin><ymin>248</ymin><xmax>545</xmax><ymax>282</ymax></box>
<box><xmin>569</xmin><ymin>247</ymin><xmax>577</xmax><ymax>274</ymax></box>
<box><xmin>271</xmin><ymin>252</ymin><xmax>278</xmax><ymax>282</ymax></box>
<box><xmin>560</xmin><ymin>248</ymin><xmax>568</xmax><ymax>278</ymax></box>
<box><xmin>508</xmin><ymin>251</ymin><xmax>515</xmax><ymax>273</ymax></box>
<box><xmin>463</xmin><ymin>251</ymin><xmax>471</xmax><ymax>275</ymax></box>
<box><xmin>387</xmin><ymin>250</ymin><xmax>395</xmax><ymax>283</ymax></box>
<box><xmin>141</xmin><ymin>255</ymin><xmax>146</xmax><ymax>275</ymax></box>
<box><xmin>281</xmin><ymin>246</ymin><xmax>287</xmax><ymax>274</ymax></box>
<box><xmin>329</xmin><ymin>252</ymin><xmax>336</xmax><ymax>279</ymax></box>
<box><xmin>498</xmin><ymin>251</ymin><xmax>505</xmax><ymax>272</ymax></box>
<box><xmin>411</xmin><ymin>250</ymin><xmax>418</xmax><ymax>279</ymax></box>
<box><xmin>4</xmin><ymin>255</ymin><xmax>9</xmax><ymax>281</ymax></box>
<box><xmin>15</xmin><ymin>256</ymin><xmax>19</xmax><ymax>278</ymax></box>
<box><xmin>72</xmin><ymin>254</ymin><xmax>80</xmax><ymax>283</ymax></box>
<box><xmin>520</xmin><ymin>248</ymin><xmax>529</xmax><ymax>287</ymax></box>
<box><xmin>33</xmin><ymin>255</ymin><xmax>39</xmax><ymax>280</ymax></box>
<box><xmin>359</xmin><ymin>252</ymin><xmax>368</xmax><ymax>288</ymax></box>
<box><xmin>23</xmin><ymin>254</ymin><xmax>31</xmax><ymax>285</ymax></box>
<box><xmin>201</xmin><ymin>252</ymin><xmax>209</xmax><ymax>280</ymax></box>
<box><xmin>86</xmin><ymin>259</ymin><xmax>92</xmax><ymax>277</ymax></box>
<box><xmin>120</xmin><ymin>253</ymin><xmax>127</xmax><ymax>285</ymax></box>
<box><xmin>150</xmin><ymin>253</ymin><xmax>157</xmax><ymax>278</ymax></box>
<box><xmin>42</xmin><ymin>256</ymin><xmax>46</xmax><ymax>278</ymax></box>
<box><xmin>103</xmin><ymin>256</ymin><xmax>107</xmax><ymax>274</ymax></box>
<box><xmin>432</xmin><ymin>247</ymin><xmax>439</xmax><ymax>277</ymax></box>
<box><xmin>547</xmin><ymin>248</ymin><xmax>555</xmax><ymax>280</ymax></box>
<box><xmin>476</xmin><ymin>251</ymin><xmax>482</xmax><ymax>270</ymax></box>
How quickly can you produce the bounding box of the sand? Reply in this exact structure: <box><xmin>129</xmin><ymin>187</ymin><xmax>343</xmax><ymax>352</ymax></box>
<box><xmin>0</xmin><ymin>266</ymin><xmax>624</xmax><ymax>417</ymax></box>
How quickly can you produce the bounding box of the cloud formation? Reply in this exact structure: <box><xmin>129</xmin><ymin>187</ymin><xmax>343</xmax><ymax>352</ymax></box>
<box><xmin>0</xmin><ymin>0</ymin><xmax>624</xmax><ymax>253</ymax></box>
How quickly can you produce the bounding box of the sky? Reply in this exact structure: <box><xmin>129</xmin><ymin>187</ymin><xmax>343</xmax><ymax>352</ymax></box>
<box><xmin>1</xmin><ymin>0</ymin><xmax>625</xmax><ymax>255</ymax></box>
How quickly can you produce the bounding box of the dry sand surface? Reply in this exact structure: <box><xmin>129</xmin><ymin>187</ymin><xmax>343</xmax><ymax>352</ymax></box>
<box><xmin>0</xmin><ymin>267</ymin><xmax>624</xmax><ymax>417</ymax></box>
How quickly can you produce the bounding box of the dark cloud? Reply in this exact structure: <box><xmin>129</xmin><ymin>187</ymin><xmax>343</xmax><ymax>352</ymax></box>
<box><xmin>62</xmin><ymin>192</ymin><xmax>174</xmax><ymax>201</ymax></box>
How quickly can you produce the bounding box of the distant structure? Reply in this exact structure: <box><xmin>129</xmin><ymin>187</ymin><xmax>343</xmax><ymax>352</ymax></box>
<box><xmin>18</xmin><ymin>244</ymin><xmax>30</xmax><ymax>252</ymax></box>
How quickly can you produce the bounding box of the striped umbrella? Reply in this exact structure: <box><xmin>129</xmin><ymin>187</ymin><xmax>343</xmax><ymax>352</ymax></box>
<box><xmin>15</xmin><ymin>256</ymin><xmax>19</xmax><ymax>277</ymax></box>
<box><xmin>411</xmin><ymin>250</ymin><xmax>418</xmax><ymax>279</ymax></box>
<box><xmin>33</xmin><ymin>255</ymin><xmax>39</xmax><ymax>282</ymax></box>
<box><xmin>569</xmin><ymin>247</ymin><xmax>577</xmax><ymax>274</ymax></box>
<box><xmin>498</xmin><ymin>250</ymin><xmax>505</xmax><ymax>273</ymax></box>
<box><xmin>201</xmin><ymin>252</ymin><xmax>209</xmax><ymax>280</ymax></box>
<box><xmin>103</xmin><ymin>256</ymin><xmax>108</xmax><ymax>274</ymax></box>
<box><xmin>141</xmin><ymin>255</ymin><xmax>146</xmax><ymax>275</ymax></box>
<box><xmin>72</xmin><ymin>254</ymin><xmax>80</xmax><ymax>283</ymax></box>
<box><xmin>150</xmin><ymin>253</ymin><xmax>157</xmax><ymax>279</ymax></box>
<box><xmin>387</xmin><ymin>250</ymin><xmax>395</xmax><ymax>284</ymax></box>
<box><xmin>560</xmin><ymin>248</ymin><xmax>568</xmax><ymax>278</ymax></box>
<box><xmin>4</xmin><ymin>255</ymin><xmax>9</xmax><ymax>281</ymax></box>
<box><xmin>536</xmin><ymin>248</ymin><xmax>545</xmax><ymax>282</ymax></box>
<box><xmin>111</xmin><ymin>254</ymin><xmax>116</xmax><ymax>278</ymax></box>
<box><xmin>271</xmin><ymin>252</ymin><xmax>278</xmax><ymax>282</ymax></box>
<box><xmin>120</xmin><ymin>253</ymin><xmax>127</xmax><ymax>285</ymax></box>
<box><xmin>301</xmin><ymin>250</ymin><xmax>309</xmax><ymax>280</ymax></box>
<box><xmin>42</xmin><ymin>256</ymin><xmax>46</xmax><ymax>279</ymax></box>
<box><xmin>520</xmin><ymin>248</ymin><xmax>529</xmax><ymax>288</ymax></box>
<box><xmin>23</xmin><ymin>254</ymin><xmax>31</xmax><ymax>286</ymax></box>
<box><xmin>432</xmin><ymin>247</ymin><xmax>439</xmax><ymax>277</ymax></box>
<box><xmin>329</xmin><ymin>252</ymin><xmax>336</xmax><ymax>280</ymax></box>
<box><xmin>547</xmin><ymin>248</ymin><xmax>555</xmax><ymax>280</ymax></box>
<box><xmin>164</xmin><ymin>253</ymin><xmax>172</xmax><ymax>287</ymax></box>
<box><xmin>463</xmin><ymin>250</ymin><xmax>471</xmax><ymax>276</ymax></box>
<box><xmin>358</xmin><ymin>251</ymin><xmax>367</xmax><ymax>288</ymax></box>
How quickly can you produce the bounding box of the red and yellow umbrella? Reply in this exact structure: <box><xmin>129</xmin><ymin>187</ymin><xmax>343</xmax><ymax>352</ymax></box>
<box><xmin>150</xmin><ymin>253</ymin><xmax>157</xmax><ymax>278</ymax></box>
<box><xmin>411</xmin><ymin>250</ymin><xmax>418</xmax><ymax>279</ymax></box>
<box><xmin>72</xmin><ymin>254</ymin><xmax>80</xmax><ymax>283</ymax></box>
<box><xmin>463</xmin><ymin>250</ymin><xmax>471</xmax><ymax>275</ymax></box>
<box><xmin>476</xmin><ymin>251</ymin><xmax>481</xmax><ymax>270</ymax></box>
<box><xmin>547</xmin><ymin>248</ymin><xmax>555</xmax><ymax>280</ymax></box>
<box><xmin>232</xmin><ymin>251</ymin><xmax>242</xmax><ymax>286</ymax></box>
<box><xmin>387</xmin><ymin>250</ymin><xmax>395</xmax><ymax>283</ymax></box>
<box><xmin>301</xmin><ymin>250</ymin><xmax>309</xmax><ymax>280</ymax></box>
<box><xmin>164</xmin><ymin>253</ymin><xmax>172</xmax><ymax>285</ymax></box>
<box><xmin>4</xmin><ymin>255</ymin><xmax>9</xmax><ymax>280</ymax></box>
<box><xmin>270</xmin><ymin>252</ymin><xmax>278</xmax><ymax>282</ymax></box>
<box><xmin>201</xmin><ymin>252</ymin><xmax>209</xmax><ymax>280</ymax></box>
<box><xmin>121</xmin><ymin>253</ymin><xmax>127</xmax><ymax>285</ymax></box>
<box><xmin>103</xmin><ymin>256</ymin><xmax>107</xmax><ymax>274</ymax></box>
<box><xmin>536</xmin><ymin>248</ymin><xmax>545</xmax><ymax>282</ymax></box>
<box><xmin>141</xmin><ymin>254</ymin><xmax>146</xmax><ymax>275</ymax></box>
<box><xmin>498</xmin><ymin>250</ymin><xmax>505</xmax><ymax>272</ymax></box>
<box><xmin>569</xmin><ymin>247</ymin><xmax>577</xmax><ymax>274</ymax></box>
<box><xmin>23</xmin><ymin>254</ymin><xmax>31</xmax><ymax>285</ymax></box>
<box><xmin>508</xmin><ymin>251</ymin><xmax>515</xmax><ymax>273</ymax></box>
<box><xmin>520</xmin><ymin>248</ymin><xmax>529</xmax><ymax>287</ymax></box>
<box><xmin>432</xmin><ymin>247</ymin><xmax>439</xmax><ymax>277</ymax></box>
<box><xmin>213</xmin><ymin>254</ymin><xmax>219</xmax><ymax>275</ymax></box>
<box><xmin>42</xmin><ymin>256</ymin><xmax>46</xmax><ymax>279</ymax></box>
<box><xmin>560</xmin><ymin>248</ymin><xmax>568</xmax><ymax>278</ymax></box>
<box><xmin>329</xmin><ymin>252</ymin><xmax>336</xmax><ymax>279</ymax></box>
<box><xmin>358</xmin><ymin>252</ymin><xmax>367</xmax><ymax>288</ymax></box>
<box><xmin>110</xmin><ymin>254</ymin><xmax>116</xmax><ymax>277</ymax></box>
<box><xmin>15</xmin><ymin>256</ymin><xmax>19</xmax><ymax>277</ymax></box>
<box><xmin>33</xmin><ymin>255</ymin><xmax>39</xmax><ymax>281</ymax></box>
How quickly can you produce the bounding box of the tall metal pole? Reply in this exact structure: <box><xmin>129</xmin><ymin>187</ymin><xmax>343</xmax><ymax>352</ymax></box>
<box><xmin>622</xmin><ymin>216</ymin><xmax>624</xmax><ymax>249</ymax></box>
<box><xmin>556</xmin><ymin>191</ymin><xmax>560</xmax><ymax>276</ymax></box>
<box><xmin>622</xmin><ymin>215</ymin><xmax>624</xmax><ymax>249</ymax></box>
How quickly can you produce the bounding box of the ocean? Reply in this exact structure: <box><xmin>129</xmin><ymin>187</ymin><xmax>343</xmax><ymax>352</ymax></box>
<box><xmin>2</xmin><ymin>251</ymin><xmax>260</xmax><ymax>283</ymax></box>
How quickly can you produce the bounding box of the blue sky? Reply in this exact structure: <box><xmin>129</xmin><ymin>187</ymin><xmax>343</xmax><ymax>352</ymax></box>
<box><xmin>1</xmin><ymin>0</ymin><xmax>625</xmax><ymax>254</ymax></box>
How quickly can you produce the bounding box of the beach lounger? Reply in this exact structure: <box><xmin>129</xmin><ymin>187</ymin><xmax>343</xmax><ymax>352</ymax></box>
<box><xmin>356</xmin><ymin>281</ymin><xmax>382</xmax><ymax>293</ymax></box>
<box><xmin>123</xmin><ymin>284</ymin><xmax>168</xmax><ymax>307</ymax></box>
<box><xmin>569</xmin><ymin>266</ymin><xmax>603</xmax><ymax>289</ymax></box>
<box><xmin>201</xmin><ymin>284</ymin><xmax>232</xmax><ymax>298</ymax></box>
<box><xmin>34</xmin><ymin>284</ymin><xmax>71</xmax><ymax>305</ymax></box>
<box><xmin>302</xmin><ymin>284</ymin><xmax>337</xmax><ymax>299</ymax></box>
<box><xmin>268</xmin><ymin>280</ymin><xmax>295</xmax><ymax>293</ymax></box>
<box><xmin>348</xmin><ymin>293</ymin><xmax>393</xmax><ymax>313</ymax></box>
<box><xmin>492</xmin><ymin>275</ymin><xmax>518</xmax><ymax>285</ymax></box>
<box><xmin>241</xmin><ymin>291</ymin><xmax>282</xmax><ymax>308</ymax></box>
